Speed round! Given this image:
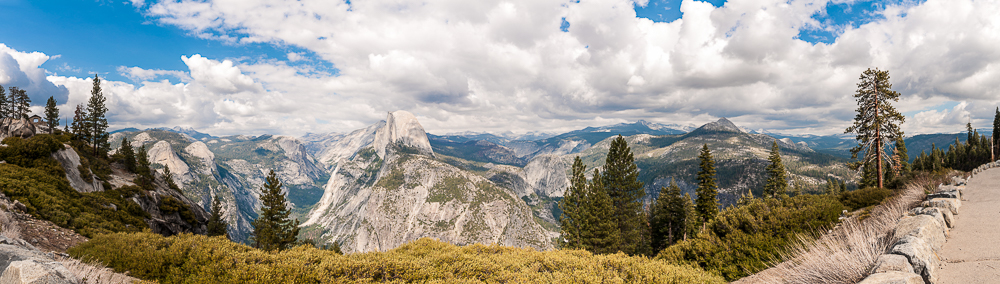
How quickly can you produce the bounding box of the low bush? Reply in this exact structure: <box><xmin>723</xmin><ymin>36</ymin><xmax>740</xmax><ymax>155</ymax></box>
<box><xmin>69</xmin><ymin>231</ymin><xmax>725</xmax><ymax>283</ymax></box>
<box><xmin>656</xmin><ymin>194</ymin><xmax>846</xmax><ymax>280</ymax></box>
<box><xmin>839</xmin><ymin>187</ymin><xmax>893</xmax><ymax>210</ymax></box>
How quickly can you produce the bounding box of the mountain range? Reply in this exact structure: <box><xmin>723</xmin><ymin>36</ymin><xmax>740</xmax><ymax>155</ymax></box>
<box><xmin>105</xmin><ymin>111</ymin><xmax>979</xmax><ymax>253</ymax></box>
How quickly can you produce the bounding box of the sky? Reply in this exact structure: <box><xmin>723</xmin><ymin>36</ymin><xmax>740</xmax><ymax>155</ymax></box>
<box><xmin>0</xmin><ymin>0</ymin><xmax>998</xmax><ymax>137</ymax></box>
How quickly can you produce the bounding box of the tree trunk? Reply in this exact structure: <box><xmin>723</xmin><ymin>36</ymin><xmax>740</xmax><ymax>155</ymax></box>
<box><xmin>876</xmin><ymin>79</ymin><xmax>884</xmax><ymax>189</ymax></box>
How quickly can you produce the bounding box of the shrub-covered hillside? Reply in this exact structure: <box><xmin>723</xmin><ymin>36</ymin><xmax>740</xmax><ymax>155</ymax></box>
<box><xmin>0</xmin><ymin>134</ymin><xmax>149</xmax><ymax>237</ymax></box>
<box><xmin>69</xmin><ymin>231</ymin><xmax>725</xmax><ymax>284</ymax></box>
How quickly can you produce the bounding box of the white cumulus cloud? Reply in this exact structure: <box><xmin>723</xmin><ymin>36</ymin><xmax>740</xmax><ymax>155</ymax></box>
<box><xmin>6</xmin><ymin>0</ymin><xmax>1000</xmax><ymax>136</ymax></box>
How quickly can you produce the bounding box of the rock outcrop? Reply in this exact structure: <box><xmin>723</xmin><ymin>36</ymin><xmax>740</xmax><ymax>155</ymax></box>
<box><xmin>373</xmin><ymin>111</ymin><xmax>434</xmax><ymax>159</ymax></box>
<box><xmin>148</xmin><ymin>141</ymin><xmax>193</xmax><ymax>185</ymax></box>
<box><xmin>0</xmin><ymin>237</ymin><xmax>76</xmax><ymax>284</ymax></box>
<box><xmin>50</xmin><ymin>145</ymin><xmax>105</xmax><ymax>193</ymax></box>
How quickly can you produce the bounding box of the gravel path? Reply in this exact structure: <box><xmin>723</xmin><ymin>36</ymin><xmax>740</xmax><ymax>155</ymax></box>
<box><xmin>939</xmin><ymin>168</ymin><xmax>1000</xmax><ymax>283</ymax></box>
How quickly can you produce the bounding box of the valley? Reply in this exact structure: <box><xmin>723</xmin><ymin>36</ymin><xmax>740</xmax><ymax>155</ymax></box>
<box><xmin>99</xmin><ymin>110</ymin><xmax>868</xmax><ymax>253</ymax></box>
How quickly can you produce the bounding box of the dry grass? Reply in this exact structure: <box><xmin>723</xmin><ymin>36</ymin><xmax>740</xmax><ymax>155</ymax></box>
<box><xmin>58</xmin><ymin>257</ymin><xmax>151</xmax><ymax>284</ymax></box>
<box><xmin>734</xmin><ymin>176</ymin><xmax>936</xmax><ymax>284</ymax></box>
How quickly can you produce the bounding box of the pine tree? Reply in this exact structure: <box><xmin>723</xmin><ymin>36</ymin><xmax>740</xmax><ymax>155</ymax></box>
<box><xmin>967</xmin><ymin>122</ymin><xmax>974</xmax><ymax>145</ymax></box>
<box><xmin>207</xmin><ymin>195</ymin><xmax>228</xmax><ymax>238</ymax></box>
<box><xmin>163</xmin><ymin>166</ymin><xmax>180</xmax><ymax>192</ymax></box>
<box><xmin>583</xmin><ymin>168</ymin><xmax>619</xmax><ymax>254</ymax></box>
<box><xmin>826</xmin><ymin>178</ymin><xmax>842</xmax><ymax>195</ymax></box>
<box><xmin>85</xmin><ymin>75</ymin><xmax>110</xmax><ymax>157</ymax></box>
<box><xmin>928</xmin><ymin>143</ymin><xmax>942</xmax><ymax>172</ymax></box>
<box><xmin>0</xmin><ymin>85</ymin><xmax>7</xmax><ymax>120</ymax></box>
<box><xmin>120</xmin><ymin>137</ymin><xmax>136</xmax><ymax>172</ymax></box>
<box><xmin>8</xmin><ymin>87</ymin><xmax>29</xmax><ymax>119</ymax></box>
<box><xmin>650</xmin><ymin>179</ymin><xmax>686</xmax><ymax>253</ymax></box>
<box><xmin>763</xmin><ymin>141</ymin><xmax>787</xmax><ymax>198</ymax></box>
<box><xmin>601</xmin><ymin>135</ymin><xmax>646</xmax><ymax>255</ymax></box>
<box><xmin>71</xmin><ymin>104</ymin><xmax>89</xmax><ymax>141</ymax></box>
<box><xmin>695</xmin><ymin>144</ymin><xmax>719</xmax><ymax>224</ymax></box>
<box><xmin>681</xmin><ymin>193</ymin><xmax>699</xmax><ymax>241</ymax></box>
<box><xmin>251</xmin><ymin>170</ymin><xmax>300</xmax><ymax>251</ymax></box>
<box><xmin>844</xmin><ymin>68</ymin><xmax>905</xmax><ymax>188</ymax></box>
<box><xmin>896</xmin><ymin>136</ymin><xmax>909</xmax><ymax>174</ymax></box>
<box><xmin>135</xmin><ymin>146</ymin><xmax>153</xmax><ymax>190</ymax></box>
<box><xmin>993</xmin><ymin>107</ymin><xmax>999</xmax><ymax>161</ymax></box>
<box><xmin>559</xmin><ymin>157</ymin><xmax>588</xmax><ymax>249</ymax></box>
<box><xmin>44</xmin><ymin>96</ymin><xmax>59</xmax><ymax>134</ymax></box>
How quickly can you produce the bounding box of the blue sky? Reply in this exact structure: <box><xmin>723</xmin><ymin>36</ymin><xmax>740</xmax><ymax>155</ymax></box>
<box><xmin>0</xmin><ymin>0</ymin><xmax>299</xmax><ymax>83</ymax></box>
<box><xmin>0</xmin><ymin>0</ymin><xmax>994</xmax><ymax>136</ymax></box>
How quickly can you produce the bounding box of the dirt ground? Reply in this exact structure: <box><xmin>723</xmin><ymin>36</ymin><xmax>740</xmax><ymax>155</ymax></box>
<box><xmin>10</xmin><ymin>209</ymin><xmax>90</xmax><ymax>254</ymax></box>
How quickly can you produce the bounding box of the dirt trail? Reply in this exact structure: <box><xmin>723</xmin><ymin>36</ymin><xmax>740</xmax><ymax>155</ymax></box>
<box><xmin>939</xmin><ymin>167</ymin><xmax>1000</xmax><ymax>283</ymax></box>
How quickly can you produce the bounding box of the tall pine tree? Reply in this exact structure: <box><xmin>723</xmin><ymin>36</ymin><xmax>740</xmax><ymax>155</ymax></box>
<box><xmin>9</xmin><ymin>87</ymin><xmax>29</xmax><ymax>119</ymax></box>
<box><xmin>71</xmin><ymin>104</ymin><xmax>89</xmax><ymax>141</ymax></box>
<box><xmin>85</xmin><ymin>75</ymin><xmax>110</xmax><ymax>157</ymax></box>
<box><xmin>649</xmin><ymin>179</ymin><xmax>686</xmax><ymax>253</ymax></box>
<box><xmin>559</xmin><ymin>156</ymin><xmax>588</xmax><ymax>249</ymax></box>
<box><xmin>120</xmin><ymin>137</ymin><xmax>136</xmax><ymax>172</ymax></box>
<box><xmin>601</xmin><ymin>135</ymin><xmax>646</xmax><ymax>255</ymax></box>
<box><xmin>0</xmin><ymin>85</ymin><xmax>7</xmax><ymax>120</ymax></box>
<box><xmin>845</xmin><ymin>68</ymin><xmax>904</xmax><ymax>188</ymax></box>
<box><xmin>251</xmin><ymin>170</ymin><xmax>300</xmax><ymax>251</ymax></box>
<box><xmin>763</xmin><ymin>141</ymin><xmax>787</xmax><ymax>198</ymax></box>
<box><xmin>207</xmin><ymin>195</ymin><xmax>228</xmax><ymax>238</ymax></box>
<box><xmin>681</xmin><ymin>193</ymin><xmax>699</xmax><ymax>241</ymax></box>
<box><xmin>695</xmin><ymin>144</ymin><xmax>718</xmax><ymax>224</ymax></box>
<box><xmin>994</xmin><ymin>107</ymin><xmax>999</xmax><ymax>161</ymax></box>
<box><xmin>44</xmin><ymin>96</ymin><xmax>59</xmax><ymax>134</ymax></box>
<box><xmin>135</xmin><ymin>146</ymin><xmax>153</xmax><ymax>190</ymax></box>
<box><xmin>583</xmin><ymin>168</ymin><xmax>619</xmax><ymax>254</ymax></box>
<box><xmin>896</xmin><ymin>136</ymin><xmax>909</xmax><ymax>174</ymax></box>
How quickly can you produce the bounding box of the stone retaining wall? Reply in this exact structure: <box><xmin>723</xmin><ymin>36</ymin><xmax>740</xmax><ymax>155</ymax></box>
<box><xmin>859</xmin><ymin>161</ymin><xmax>1000</xmax><ymax>284</ymax></box>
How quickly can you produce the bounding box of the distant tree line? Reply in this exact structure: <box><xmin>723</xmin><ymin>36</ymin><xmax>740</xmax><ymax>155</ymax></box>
<box><xmin>913</xmin><ymin>118</ymin><xmax>997</xmax><ymax>173</ymax></box>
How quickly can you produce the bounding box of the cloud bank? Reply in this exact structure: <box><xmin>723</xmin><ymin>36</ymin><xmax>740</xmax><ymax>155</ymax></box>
<box><xmin>4</xmin><ymin>0</ymin><xmax>1000</xmax><ymax>136</ymax></box>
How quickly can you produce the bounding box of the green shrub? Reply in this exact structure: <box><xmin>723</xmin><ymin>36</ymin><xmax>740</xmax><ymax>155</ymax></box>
<box><xmin>839</xmin><ymin>187</ymin><xmax>893</xmax><ymax>210</ymax></box>
<box><xmin>69</xmin><ymin>231</ymin><xmax>725</xmax><ymax>283</ymax></box>
<box><xmin>656</xmin><ymin>194</ymin><xmax>846</xmax><ymax>280</ymax></box>
<box><xmin>159</xmin><ymin>196</ymin><xmax>197</xmax><ymax>225</ymax></box>
<box><xmin>77</xmin><ymin>164</ymin><xmax>94</xmax><ymax>183</ymax></box>
<box><xmin>0</xmin><ymin>163</ymin><xmax>149</xmax><ymax>237</ymax></box>
<box><xmin>0</xmin><ymin>135</ymin><xmax>67</xmax><ymax>176</ymax></box>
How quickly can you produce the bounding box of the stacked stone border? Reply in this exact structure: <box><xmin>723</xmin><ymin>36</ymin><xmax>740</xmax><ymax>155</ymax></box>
<box><xmin>859</xmin><ymin>161</ymin><xmax>999</xmax><ymax>284</ymax></box>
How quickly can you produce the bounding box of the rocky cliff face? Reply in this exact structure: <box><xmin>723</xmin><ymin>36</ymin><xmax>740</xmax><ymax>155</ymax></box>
<box><xmin>303</xmin><ymin>111</ymin><xmax>552</xmax><ymax>253</ymax></box>
<box><xmin>373</xmin><ymin>111</ymin><xmax>434</xmax><ymax>158</ymax></box>
<box><xmin>108</xmin><ymin>129</ymin><xmax>329</xmax><ymax>242</ymax></box>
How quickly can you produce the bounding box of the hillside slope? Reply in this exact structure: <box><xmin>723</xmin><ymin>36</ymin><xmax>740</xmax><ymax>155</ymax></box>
<box><xmin>108</xmin><ymin>130</ymin><xmax>328</xmax><ymax>242</ymax></box>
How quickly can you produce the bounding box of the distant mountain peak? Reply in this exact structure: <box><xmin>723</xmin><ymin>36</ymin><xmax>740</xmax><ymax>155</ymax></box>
<box><xmin>693</xmin><ymin>117</ymin><xmax>744</xmax><ymax>134</ymax></box>
<box><xmin>374</xmin><ymin>110</ymin><xmax>434</xmax><ymax>158</ymax></box>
